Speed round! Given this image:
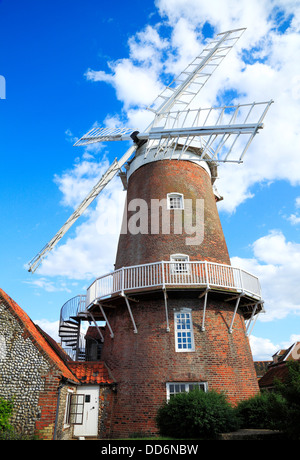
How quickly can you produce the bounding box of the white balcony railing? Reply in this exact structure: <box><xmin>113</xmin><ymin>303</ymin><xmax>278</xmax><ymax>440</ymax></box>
<box><xmin>85</xmin><ymin>261</ymin><xmax>262</xmax><ymax>308</ymax></box>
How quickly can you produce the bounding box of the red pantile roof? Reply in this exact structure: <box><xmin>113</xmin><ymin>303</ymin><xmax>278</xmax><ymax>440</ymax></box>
<box><xmin>0</xmin><ymin>289</ymin><xmax>116</xmax><ymax>387</ymax></box>
<box><xmin>0</xmin><ymin>288</ymin><xmax>79</xmax><ymax>384</ymax></box>
<box><xmin>68</xmin><ymin>361</ymin><xmax>116</xmax><ymax>385</ymax></box>
<box><xmin>254</xmin><ymin>361</ymin><xmax>272</xmax><ymax>378</ymax></box>
<box><xmin>35</xmin><ymin>323</ymin><xmax>72</xmax><ymax>363</ymax></box>
<box><xmin>259</xmin><ymin>362</ymin><xmax>289</xmax><ymax>388</ymax></box>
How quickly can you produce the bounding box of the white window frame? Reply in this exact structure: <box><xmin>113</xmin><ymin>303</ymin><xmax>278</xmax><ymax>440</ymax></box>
<box><xmin>170</xmin><ymin>254</ymin><xmax>190</xmax><ymax>274</ymax></box>
<box><xmin>64</xmin><ymin>389</ymin><xmax>86</xmax><ymax>427</ymax></box>
<box><xmin>174</xmin><ymin>308</ymin><xmax>195</xmax><ymax>352</ymax></box>
<box><xmin>63</xmin><ymin>388</ymin><xmax>74</xmax><ymax>428</ymax></box>
<box><xmin>167</xmin><ymin>193</ymin><xmax>184</xmax><ymax>210</ymax></box>
<box><xmin>166</xmin><ymin>382</ymin><xmax>208</xmax><ymax>400</ymax></box>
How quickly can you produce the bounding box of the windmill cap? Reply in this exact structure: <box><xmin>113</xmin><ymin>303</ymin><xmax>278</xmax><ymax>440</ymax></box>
<box><xmin>126</xmin><ymin>142</ymin><xmax>213</xmax><ymax>182</ymax></box>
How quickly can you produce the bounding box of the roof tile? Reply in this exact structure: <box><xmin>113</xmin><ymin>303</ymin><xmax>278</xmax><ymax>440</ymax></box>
<box><xmin>68</xmin><ymin>361</ymin><xmax>116</xmax><ymax>385</ymax></box>
<box><xmin>0</xmin><ymin>288</ymin><xmax>79</xmax><ymax>383</ymax></box>
<box><xmin>259</xmin><ymin>362</ymin><xmax>289</xmax><ymax>388</ymax></box>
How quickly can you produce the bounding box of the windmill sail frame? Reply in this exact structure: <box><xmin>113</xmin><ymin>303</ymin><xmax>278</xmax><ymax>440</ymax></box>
<box><xmin>28</xmin><ymin>27</ymin><xmax>273</xmax><ymax>273</ymax></box>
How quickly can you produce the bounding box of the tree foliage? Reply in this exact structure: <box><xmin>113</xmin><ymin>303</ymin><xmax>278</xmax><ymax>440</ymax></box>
<box><xmin>274</xmin><ymin>360</ymin><xmax>300</xmax><ymax>439</ymax></box>
<box><xmin>0</xmin><ymin>397</ymin><xmax>13</xmax><ymax>432</ymax></box>
<box><xmin>235</xmin><ymin>391</ymin><xmax>287</xmax><ymax>430</ymax></box>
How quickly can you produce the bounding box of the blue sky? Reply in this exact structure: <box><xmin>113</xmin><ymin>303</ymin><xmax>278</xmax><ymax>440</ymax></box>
<box><xmin>1</xmin><ymin>0</ymin><xmax>300</xmax><ymax>360</ymax></box>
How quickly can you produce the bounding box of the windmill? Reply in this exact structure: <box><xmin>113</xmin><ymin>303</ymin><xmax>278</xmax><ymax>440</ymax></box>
<box><xmin>28</xmin><ymin>27</ymin><xmax>272</xmax><ymax>274</ymax></box>
<box><xmin>28</xmin><ymin>28</ymin><xmax>272</xmax><ymax>438</ymax></box>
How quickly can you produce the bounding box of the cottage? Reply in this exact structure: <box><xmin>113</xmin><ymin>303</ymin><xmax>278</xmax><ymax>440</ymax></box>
<box><xmin>0</xmin><ymin>288</ymin><xmax>115</xmax><ymax>440</ymax></box>
<box><xmin>259</xmin><ymin>342</ymin><xmax>300</xmax><ymax>391</ymax></box>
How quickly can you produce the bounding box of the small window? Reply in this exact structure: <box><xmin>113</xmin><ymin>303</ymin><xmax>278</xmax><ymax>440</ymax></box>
<box><xmin>69</xmin><ymin>394</ymin><xmax>85</xmax><ymax>425</ymax></box>
<box><xmin>170</xmin><ymin>254</ymin><xmax>189</xmax><ymax>274</ymax></box>
<box><xmin>63</xmin><ymin>389</ymin><xmax>74</xmax><ymax>428</ymax></box>
<box><xmin>167</xmin><ymin>193</ymin><xmax>184</xmax><ymax>210</ymax></box>
<box><xmin>166</xmin><ymin>382</ymin><xmax>207</xmax><ymax>400</ymax></box>
<box><xmin>174</xmin><ymin>308</ymin><xmax>195</xmax><ymax>352</ymax></box>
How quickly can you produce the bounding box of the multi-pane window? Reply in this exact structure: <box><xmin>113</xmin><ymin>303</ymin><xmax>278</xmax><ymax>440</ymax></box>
<box><xmin>167</xmin><ymin>193</ymin><xmax>184</xmax><ymax>210</ymax></box>
<box><xmin>170</xmin><ymin>254</ymin><xmax>189</xmax><ymax>274</ymax></box>
<box><xmin>64</xmin><ymin>389</ymin><xmax>75</xmax><ymax>427</ymax></box>
<box><xmin>64</xmin><ymin>392</ymin><xmax>85</xmax><ymax>426</ymax></box>
<box><xmin>166</xmin><ymin>382</ymin><xmax>207</xmax><ymax>400</ymax></box>
<box><xmin>174</xmin><ymin>308</ymin><xmax>195</xmax><ymax>352</ymax></box>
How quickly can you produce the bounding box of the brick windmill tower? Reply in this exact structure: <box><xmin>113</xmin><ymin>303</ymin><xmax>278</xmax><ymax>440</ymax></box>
<box><xmin>29</xmin><ymin>28</ymin><xmax>273</xmax><ymax>438</ymax></box>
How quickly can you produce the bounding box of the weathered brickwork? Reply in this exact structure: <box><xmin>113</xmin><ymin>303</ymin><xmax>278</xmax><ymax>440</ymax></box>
<box><xmin>53</xmin><ymin>385</ymin><xmax>74</xmax><ymax>440</ymax></box>
<box><xmin>100</xmin><ymin>293</ymin><xmax>259</xmax><ymax>438</ymax></box>
<box><xmin>0</xmin><ymin>296</ymin><xmax>76</xmax><ymax>440</ymax></box>
<box><xmin>115</xmin><ymin>159</ymin><xmax>230</xmax><ymax>268</ymax></box>
<box><xmin>100</xmin><ymin>157</ymin><xmax>260</xmax><ymax>438</ymax></box>
<box><xmin>98</xmin><ymin>386</ymin><xmax>117</xmax><ymax>438</ymax></box>
<box><xmin>0</xmin><ymin>300</ymin><xmax>50</xmax><ymax>436</ymax></box>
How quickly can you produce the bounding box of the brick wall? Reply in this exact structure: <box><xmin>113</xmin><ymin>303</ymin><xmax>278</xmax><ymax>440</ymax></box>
<box><xmin>0</xmin><ymin>300</ymin><xmax>50</xmax><ymax>437</ymax></box>
<box><xmin>35</xmin><ymin>371</ymin><xmax>76</xmax><ymax>440</ymax></box>
<box><xmin>103</xmin><ymin>157</ymin><xmax>259</xmax><ymax>438</ymax></box>
<box><xmin>98</xmin><ymin>386</ymin><xmax>117</xmax><ymax>438</ymax></box>
<box><xmin>53</xmin><ymin>384</ymin><xmax>77</xmax><ymax>440</ymax></box>
<box><xmin>100</xmin><ymin>293</ymin><xmax>259</xmax><ymax>438</ymax></box>
<box><xmin>115</xmin><ymin>159</ymin><xmax>230</xmax><ymax>268</ymax></box>
<box><xmin>0</xmin><ymin>299</ymin><xmax>74</xmax><ymax>440</ymax></box>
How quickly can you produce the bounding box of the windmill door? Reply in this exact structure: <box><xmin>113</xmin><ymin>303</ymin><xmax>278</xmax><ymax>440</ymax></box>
<box><xmin>73</xmin><ymin>386</ymin><xmax>99</xmax><ymax>438</ymax></box>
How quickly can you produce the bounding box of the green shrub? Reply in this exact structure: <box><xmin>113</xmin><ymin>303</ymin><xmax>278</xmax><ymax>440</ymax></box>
<box><xmin>156</xmin><ymin>389</ymin><xmax>239</xmax><ymax>439</ymax></box>
<box><xmin>0</xmin><ymin>397</ymin><xmax>14</xmax><ymax>432</ymax></box>
<box><xmin>235</xmin><ymin>361</ymin><xmax>300</xmax><ymax>439</ymax></box>
<box><xmin>235</xmin><ymin>391</ymin><xmax>288</xmax><ymax>430</ymax></box>
<box><xmin>274</xmin><ymin>360</ymin><xmax>300</xmax><ymax>439</ymax></box>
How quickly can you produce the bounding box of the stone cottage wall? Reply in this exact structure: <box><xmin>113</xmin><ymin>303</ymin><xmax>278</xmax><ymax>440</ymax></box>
<box><xmin>53</xmin><ymin>384</ymin><xmax>76</xmax><ymax>440</ymax></box>
<box><xmin>0</xmin><ymin>300</ymin><xmax>65</xmax><ymax>439</ymax></box>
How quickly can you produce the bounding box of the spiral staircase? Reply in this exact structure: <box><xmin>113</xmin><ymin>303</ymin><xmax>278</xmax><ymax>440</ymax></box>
<box><xmin>59</xmin><ymin>295</ymin><xmax>88</xmax><ymax>361</ymax></box>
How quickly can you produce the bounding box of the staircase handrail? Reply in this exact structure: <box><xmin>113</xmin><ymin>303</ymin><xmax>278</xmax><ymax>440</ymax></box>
<box><xmin>60</xmin><ymin>294</ymin><xmax>87</xmax><ymax>323</ymax></box>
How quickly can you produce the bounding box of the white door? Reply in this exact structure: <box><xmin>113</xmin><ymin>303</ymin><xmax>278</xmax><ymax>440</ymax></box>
<box><xmin>73</xmin><ymin>386</ymin><xmax>99</xmax><ymax>438</ymax></box>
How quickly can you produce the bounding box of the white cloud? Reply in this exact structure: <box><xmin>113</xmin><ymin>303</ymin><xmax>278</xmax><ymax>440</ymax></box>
<box><xmin>231</xmin><ymin>230</ymin><xmax>300</xmax><ymax>322</ymax></box>
<box><xmin>287</xmin><ymin>196</ymin><xmax>300</xmax><ymax>225</ymax></box>
<box><xmin>128</xmin><ymin>24</ymin><xmax>168</xmax><ymax>64</ymax></box>
<box><xmin>288</xmin><ymin>213</ymin><xmax>300</xmax><ymax>225</ymax></box>
<box><xmin>54</xmin><ymin>157</ymin><xmax>110</xmax><ymax>209</ymax></box>
<box><xmin>249</xmin><ymin>333</ymin><xmax>300</xmax><ymax>361</ymax></box>
<box><xmin>165</xmin><ymin>18</ymin><xmax>203</xmax><ymax>75</ymax></box>
<box><xmin>38</xmin><ymin>175</ymin><xmax>126</xmax><ymax>280</ymax></box>
<box><xmin>249</xmin><ymin>335</ymin><xmax>279</xmax><ymax>361</ymax></box>
<box><xmin>156</xmin><ymin>0</ymin><xmax>296</xmax><ymax>41</ymax></box>
<box><xmin>34</xmin><ymin>319</ymin><xmax>60</xmax><ymax>343</ymax></box>
<box><xmin>24</xmin><ymin>277</ymin><xmax>72</xmax><ymax>293</ymax></box>
<box><xmin>85</xmin><ymin>59</ymin><xmax>163</xmax><ymax>111</ymax></box>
